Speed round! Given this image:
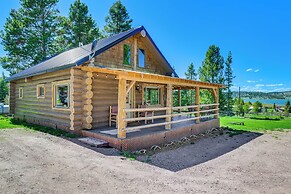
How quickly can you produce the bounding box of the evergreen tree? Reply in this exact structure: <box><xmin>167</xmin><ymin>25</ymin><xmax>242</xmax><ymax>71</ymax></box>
<box><xmin>185</xmin><ymin>63</ymin><xmax>197</xmax><ymax>105</ymax></box>
<box><xmin>253</xmin><ymin>101</ymin><xmax>262</xmax><ymax>114</ymax></box>
<box><xmin>22</xmin><ymin>0</ymin><xmax>60</xmax><ymax>65</ymax></box>
<box><xmin>225</xmin><ymin>51</ymin><xmax>235</xmax><ymax>113</ymax></box>
<box><xmin>68</xmin><ymin>0</ymin><xmax>100</xmax><ymax>48</ymax></box>
<box><xmin>104</xmin><ymin>0</ymin><xmax>133</xmax><ymax>36</ymax></box>
<box><xmin>0</xmin><ymin>9</ymin><xmax>28</xmax><ymax>75</ymax></box>
<box><xmin>285</xmin><ymin>100</ymin><xmax>291</xmax><ymax>114</ymax></box>
<box><xmin>0</xmin><ymin>0</ymin><xmax>61</xmax><ymax>75</ymax></box>
<box><xmin>0</xmin><ymin>73</ymin><xmax>8</xmax><ymax>102</ymax></box>
<box><xmin>185</xmin><ymin>62</ymin><xmax>197</xmax><ymax>80</ymax></box>
<box><xmin>199</xmin><ymin>45</ymin><xmax>226</xmax><ymax>110</ymax></box>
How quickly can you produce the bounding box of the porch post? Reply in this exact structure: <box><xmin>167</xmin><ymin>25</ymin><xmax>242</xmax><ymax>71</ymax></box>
<box><xmin>195</xmin><ymin>86</ymin><xmax>200</xmax><ymax>123</ymax></box>
<box><xmin>178</xmin><ymin>88</ymin><xmax>181</xmax><ymax>113</ymax></box>
<box><xmin>165</xmin><ymin>84</ymin><xmax>173</xmax><ymax>129</ymax></box>
<box><xmin>118</xmin><ymin>78</ymin><xmax>127</xmax><ymax>138</ymax></box>
<box><xmin>214</xmin><ymin>88</ymin><xmax>219</xmax><ymax>119</ymax></box>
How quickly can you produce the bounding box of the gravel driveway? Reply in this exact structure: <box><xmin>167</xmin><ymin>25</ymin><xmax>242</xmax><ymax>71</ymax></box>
<box><xmin>0</xmin><ymin>128</ymin><xmax>290</xmax><ymax>193</ymax></box>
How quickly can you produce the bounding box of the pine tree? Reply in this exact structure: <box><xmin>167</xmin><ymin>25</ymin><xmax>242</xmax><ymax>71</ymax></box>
<box><xmin>225</xmin><ymin>51</ymin><xmax>235</xmax><ymax>113</ymax></box>
<box><xmin>104</xmin><ymin>0</ymin><xmax>133</xmax><ymax>36</ymax></box>
<box><xmin>0</xmin><ymin>73</ymin><xmax>8</xmax><ymax>102</ymax></box>
<box><xmin>285</xmin><ymin>100</ymin><xmax>291</xmax><ymax>114</ymax></box>
<box><xmin>185</xmin><ymin>62</ymin><xmax>197</xmax><ymax>80</ymax></box>
<box><xmin>68</xmin><ymin>0</ymin><xmax>100</xmax><ymax>48</ymax></box>
<box><xmin>199</xmin><ymin>45</ymin><xmax>226</xmax><ymax>110</ymax></box>
<box><xmin>185</xmin><ymin>63</ymin><xmax>197</xmax><ymax>105</ymax></box>
<box><xmin>0</xmin><ymin>9</ymin><xmax>28</xmax><ymax>75</ymax></box>
<box><xmin>22</xmin><ymin>0</ymin><xmax>60</xmax><ymax>65</ymax></box>
<box><xmin>0</xmin><ymin>0</ymin><xmax>61</xmax><ymax>75</ymax></box>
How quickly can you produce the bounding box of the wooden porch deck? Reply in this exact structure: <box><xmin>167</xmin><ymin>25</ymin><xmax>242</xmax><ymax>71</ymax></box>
<box><xmin>82</xmin><ymin>116</ymin><xmax>219</xmax><ymax>150</ymax></box>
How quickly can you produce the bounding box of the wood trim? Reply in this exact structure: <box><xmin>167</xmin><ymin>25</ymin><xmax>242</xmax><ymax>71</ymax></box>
<box><xmin>51</xmin><ymin>80</ymin><xmax>71</xmax><ymax>111</ymax></box>
<box><xmin>19</xmin><ymin>87</ymin><xmax>23</xmax><ymax>99</ymax></box>
<box><xmin>36</xmin><ymin>84</ymin><xmax>45</xmax><ymax>99</ymax></box>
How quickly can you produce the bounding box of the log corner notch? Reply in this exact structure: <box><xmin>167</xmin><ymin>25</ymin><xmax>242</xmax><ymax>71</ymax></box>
<box><xmin>82</xmin><ymin>71</ymin><xmax>93</xmax><ymax>129</ymax></box>
<box><xmin>70</xmin><ymin>68</ymin><xmax>85</xmax><ymax>131</ymax></box>
<box><xmin>117</xmin><ymin>78</ymin><xmax>127</xmax><ymax>138</ymax></box>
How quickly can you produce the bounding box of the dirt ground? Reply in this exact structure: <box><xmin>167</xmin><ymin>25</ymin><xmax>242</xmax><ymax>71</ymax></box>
<box><xmin>0</xmin><ymin>128</ymin><xmax>290</xmax><ymax>194</ymax></box>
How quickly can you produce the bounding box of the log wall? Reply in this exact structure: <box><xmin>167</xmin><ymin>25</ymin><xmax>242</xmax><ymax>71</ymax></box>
<box><xmin>94</xmin><ymin>35</ymin><xmax>167</xmax><ymax>75</ymax></box>
<box><xmin>13</xmin><ymin>69</ymin><xmax>71</xmax><ymax>130</ymax></box>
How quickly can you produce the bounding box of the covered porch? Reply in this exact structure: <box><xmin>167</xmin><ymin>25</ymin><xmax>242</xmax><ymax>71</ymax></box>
<box><xmin>78</xmin><ymin>66</ymin><xmax>223</xmax><ymax>144</ymax></box>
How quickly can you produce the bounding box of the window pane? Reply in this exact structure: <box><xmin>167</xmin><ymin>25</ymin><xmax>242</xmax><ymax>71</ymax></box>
<box><xmin>138</xmin><ymin>49</ymin><xmax>145</xmax><ymax>68</ymax></box>
<box><xmin>39</xmin><ymin>87</ymin><xmax>44</xmax><ymax>96</ymax></box>
<box><xmin>55</xmin><ymin>84</ymin><xmax>69</xmax><ymax>108</ymax></box>
<box><xmin>123</xmin><ymin>44</ymin><xmax>131</xmax><ymax>65</ymax></box>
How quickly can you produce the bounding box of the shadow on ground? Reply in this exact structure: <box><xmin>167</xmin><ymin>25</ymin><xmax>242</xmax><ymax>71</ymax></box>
<box><xmin>136</xmin><ymin>130</ymin><xmax>262</xmax><ymax>172</ymax></box>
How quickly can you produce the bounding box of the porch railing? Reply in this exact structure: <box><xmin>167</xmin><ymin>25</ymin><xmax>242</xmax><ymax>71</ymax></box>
<box><xmin>122</xmin><ymin>103</ymin><xmax>219</xmax><ymax>132</ymax></box>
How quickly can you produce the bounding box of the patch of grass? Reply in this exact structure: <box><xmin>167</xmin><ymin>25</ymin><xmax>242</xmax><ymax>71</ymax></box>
<box><xmin>0</xmin><ymin>115</ymin><xmax>78</xmax><ymax>138</ymax></box>
<box><xmin>249</xmin><ymin>115</ymin><xmax>281</xmax><ymax>121</ymax></box>
<box><xmin>220</xmin><ymin>116</ymin><xmax>291</xmax><ymax>132</ymax></box>
<box><xmin>120</xmin><ymin>151</ymin><xmax>137</xmax><ymax>161</ymax></box>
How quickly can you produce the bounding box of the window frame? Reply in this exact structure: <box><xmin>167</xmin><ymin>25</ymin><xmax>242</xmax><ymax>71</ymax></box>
<box><xmin>19</xmin><ymin>87</ymin><xmax>23</xmax><ymax>99</ymax></box>
<box><xmin>123</xmin><ymin>44</ymin><xmax>131</xmax><ymax>66</ymax></box>
<box><xmin>52</xmin><ymin>80</ymin><xmax>70</xmax><ymax>111</ymax></box>
<box><xmin>36</xmin><ymin>84</ymin><xmax>45</xmax><ymax>99</ymax></box>
<box><xmin>138</xmin><ymin>48</ymin><xmax>145</xmax><ymax>68</ymax></box>
<box><xmin>143</xmin><ymin>86</ymin><xmax>161</xmax><ymax>106</ymax></box>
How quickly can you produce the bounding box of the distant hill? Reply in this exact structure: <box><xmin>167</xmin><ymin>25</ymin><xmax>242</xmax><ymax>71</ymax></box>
<box><xmin>232</xmin><ymin>91</ymin><xmax>291</xmax><ymax>99</ymax></box>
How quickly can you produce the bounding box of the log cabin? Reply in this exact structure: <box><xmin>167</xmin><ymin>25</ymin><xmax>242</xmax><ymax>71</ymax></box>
<box><xmin>8</xmin><ymin>26</ymin><xmax>223</xmax><ymax>150</ymax></box>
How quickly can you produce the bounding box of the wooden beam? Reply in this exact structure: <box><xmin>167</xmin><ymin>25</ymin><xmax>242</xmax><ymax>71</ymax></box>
<box><xmin>80</xmin><ymin>66</ymin><xmax>223</xmax><ymax>89</ymax></box>
<box><xmin>214</xmin><ymin>88</ymin><xmax>219</xmax><ymax>119</ymax></box>
<box><xmin>165</xmin><ymin>84</ymin><xmax>173</xmax><ymax>129</ymax></box>
<box><xmin>195</xmin><ymin>86</ymin><xmax>200</xmax><ymax>123</ymax></box>
<box><xmin>133</xmin><ymin>38</ymin><xmax>137</xmax><ymax>71</ymax></box>
<box><xmin>117</xmin><ymin>78</ymin><xmax>127</xmax><ymax>138</ymax></box>
<box><xmin>126</xmin><ymin>80</ymin><xmax>136</xmax><ymax>95</ymax></box>
<box><xmin>178</xmin><ymin>88</ymin><xmax>181</xmax><ymax>113</ymax></box>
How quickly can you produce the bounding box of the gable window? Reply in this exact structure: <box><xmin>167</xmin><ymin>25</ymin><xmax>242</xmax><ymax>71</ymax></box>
<box><xmin>37</xmin><ymin>84</ymin><xmax>45</xmax><ymax>98</ymax></box>
<box><xmin>123</xmin><ymin>44</ymin><xmax>131</xmax><ymax>65</ymax></box>
<box><xmin>19</xmin><ymin>87</ymin><xmax>23</xmax><ymax>99</ymax></box>
<box><xmin>138</xmin><ymin>49</ymin><xmax>145</xmax><ymax>68</ymax></box>
<box><xmin>144</xmin><ymin>87</ymin><xmax>160</xmax><ymax>105</ymax></box>
<box><xmin>52</xmin><ymin>81</ymin><xmax>70</xmax><ymax>109</ymax></box>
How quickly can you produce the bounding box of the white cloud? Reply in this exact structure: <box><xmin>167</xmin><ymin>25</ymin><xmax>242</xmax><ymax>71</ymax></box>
<box><xmin>247</xmin><ymin>80</ymin><xmax>258</xmax><ymax>83</ymax></box>
<box><xmin>246</xmin><ymin>68</ymin><xmax>253</xmax><ymax>72</ymax></box>
<box><xmin>255</xmin><ymin>84</ymin><xmax>265</xmax><ymax>87</ymax></box>
<box><xmin>265</xmin><ymin>84</ymin><xmax>284</xmax><ymax>87</ymax></box>
<box><xmin>254</xmin><ymin>69</ymin><xmax>260</xmax><ymax>73</ymax></box>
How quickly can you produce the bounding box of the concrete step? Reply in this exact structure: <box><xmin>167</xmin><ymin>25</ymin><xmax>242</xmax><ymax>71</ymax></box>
<box><xmin>78</xmin><ymin>137</ymin><xmax>109</xmax><ymax>148</ymax></box>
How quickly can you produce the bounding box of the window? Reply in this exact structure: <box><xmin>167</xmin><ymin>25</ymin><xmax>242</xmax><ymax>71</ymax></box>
<box><xmin>53</xmin><ymin>81</ymin><xmax>70</xmax><ymax>109</ymax></box>
<box><xmin>123</xmin><ymin>44</ymin><xmax>131</xmax><ymax>65</ymax></box>
<box><xmin>144</xmin><ymin>87</ymin><xmax>160</xmax><ymax>105</ymax></box>
<box><xmin>37</xmin><ymin>84</ymin><xmax>45</xmax><ymax>98</ymax></box>
<box><xmin>19</xmin><ymin>87</ymin><xmax>23</xmax><ymax>99</ymax></box>
<box><xmin>138</xmin><ymin>49</ymin><xmax>145</xmax><ymax>68</ymax></box>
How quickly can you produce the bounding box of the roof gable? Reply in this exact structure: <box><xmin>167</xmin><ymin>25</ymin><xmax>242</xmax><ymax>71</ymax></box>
<box><xmin>8</xmin><ymin>26</ymin><xmax>177</xmax><ymax>81</ymax></box>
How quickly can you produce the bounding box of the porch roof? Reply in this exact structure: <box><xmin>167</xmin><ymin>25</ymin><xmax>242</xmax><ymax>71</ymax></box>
<box><xmin>79</xmin><ymin>66</ymin><xmax>224</xmax><ymax>89</ymax></box>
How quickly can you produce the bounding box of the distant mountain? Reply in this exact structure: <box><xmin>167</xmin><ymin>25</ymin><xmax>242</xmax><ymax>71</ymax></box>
<box><xmin>232</xmin><ymin>91</ymin><xmax>291</xmax><ymax>99</ymax></box>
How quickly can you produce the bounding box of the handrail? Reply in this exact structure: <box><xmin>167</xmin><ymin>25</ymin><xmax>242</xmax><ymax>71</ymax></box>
<box><xmin>124</xmin><ymin>103</ymin><xmax>219</xmax><ymax>113</ymax></box>
<box><xmin>124</xmin><ymin>113</ymin><xmax>218</xmax><ymax>132</ymax></box>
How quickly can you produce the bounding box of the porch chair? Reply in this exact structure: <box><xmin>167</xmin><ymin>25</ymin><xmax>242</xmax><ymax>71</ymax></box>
<box><xmin>109</xmin><ymin>105</ymin><xmax>118</xmax><ymax>127</ymax></box>
<box><xmin>138</xmin><ymin>104</ymin><xmax>154</xmax><ymax>124</ymax></box>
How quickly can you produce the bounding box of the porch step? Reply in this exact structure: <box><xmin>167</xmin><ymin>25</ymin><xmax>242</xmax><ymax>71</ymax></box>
<box><xmin>78</xmin><ymin>137</ymin><xmax>109</xmax><ymax>148</ymax></box>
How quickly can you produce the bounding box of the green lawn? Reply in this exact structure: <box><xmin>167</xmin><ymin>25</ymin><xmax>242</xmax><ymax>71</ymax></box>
<box><xmin>0</xmin><ymin>115</ymin><xmax>78</xmax><ymax>138</ymax></box>
<box><xmin>220</xmin><ymin>116</ymin><xmax>291</xmax><ymax>132</ymax></box>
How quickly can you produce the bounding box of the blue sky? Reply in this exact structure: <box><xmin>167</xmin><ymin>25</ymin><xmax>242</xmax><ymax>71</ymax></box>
<box><xmin>0</xmin><ymin>0</ymin><xmax>290</xmax><ymax>92</ymax></box>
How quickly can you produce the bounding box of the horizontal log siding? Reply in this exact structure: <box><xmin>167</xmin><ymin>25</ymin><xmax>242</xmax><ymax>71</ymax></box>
<box><xmin>92</xmin><ymin>73</ymin><xmax>118</xmax><ymax>128</ymax></box>
<box><xmin>14</xmin><ymin>69</ymin><xmax>71</xmax><ymax>130</ymax></box>
<box><xmin>94</xmin><ymin>35</ymin><xmax>167</xmax><ymax>75</ymax></box>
